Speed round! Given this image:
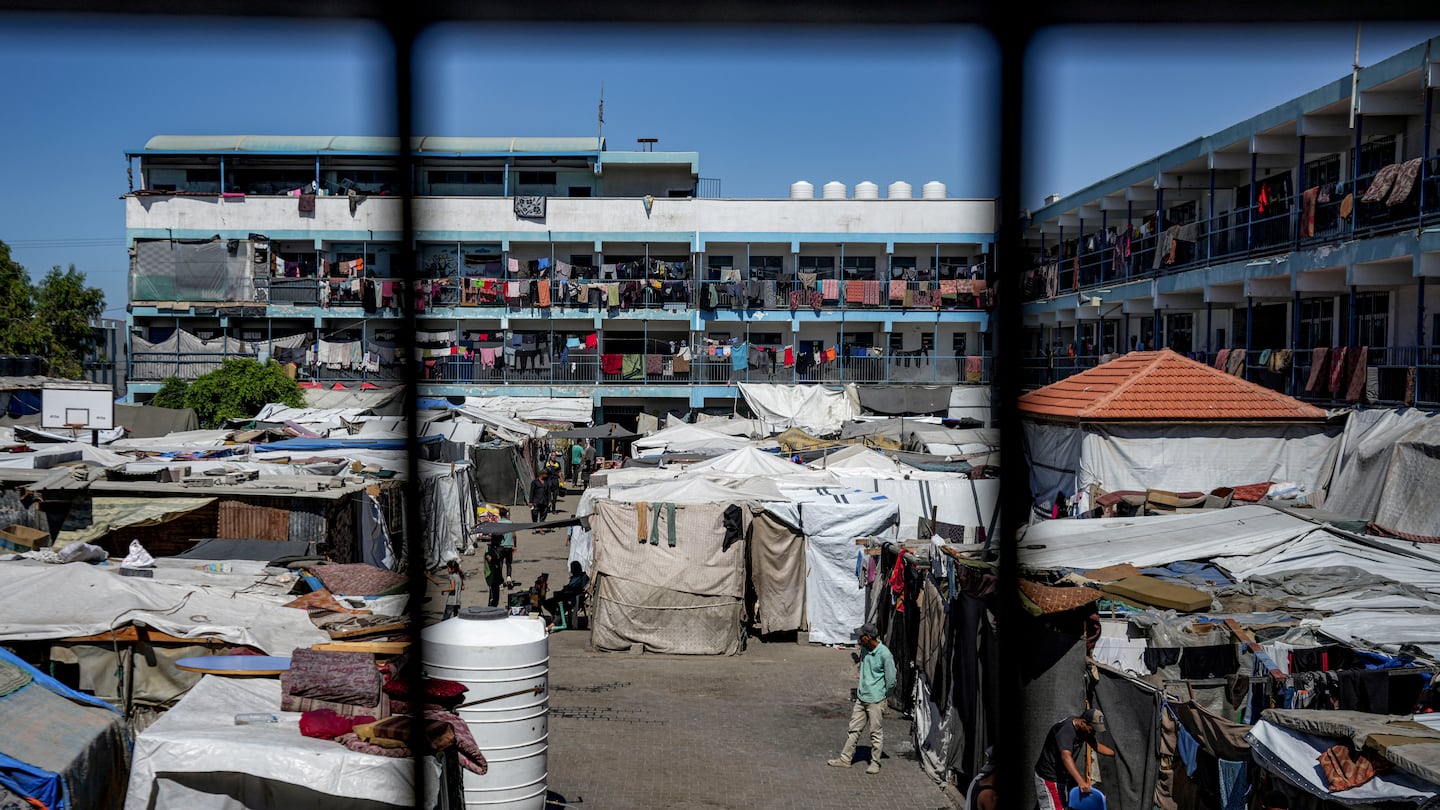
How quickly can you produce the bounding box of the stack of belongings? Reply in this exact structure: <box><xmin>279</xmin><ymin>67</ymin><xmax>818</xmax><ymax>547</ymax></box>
<box><xmin>283</xmin><ymin>562</ymin><xmax>411</xmax><ymax>639</ymax></box>
<box><xmin>294</xmin><ymin>649</ymin><xmax>488</xmax><ymax>775</ymax></box>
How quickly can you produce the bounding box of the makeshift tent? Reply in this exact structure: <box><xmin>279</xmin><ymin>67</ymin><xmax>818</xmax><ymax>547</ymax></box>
<box><xmin>805</xmin><ymin>444</ymin><xmax>918</xmax><ymax>473</ymax></box>
<box><xmin>0</xmin><ymin>648</ymin><xmax>129</xmax><ymax>810</ymax></box>
<box><xmin>467</xmin><ymin>441</ymin><xmax>531</xmax><ymax>506</ymax></box>
<box><xmin>589</xmin><ymin>499</ymin><xmax>749</xmax><ymax>655</ymax></box>
<box><xmin>834</xmin><ymin>472</ymin><xmax>999</xmax><ymax>541</ymax></box>
<box><xmin>737</xmin><ymin>382</ymin><xmax>862</xmax><ymax>435</ymax></box>
<box><xmin>763</xmin><ymin>487</ymin><xmax>899</xmax><ymax>644</ymax></box>
<box><xmin>686</xmin><ymin>446</ymin><xmax>804</xmax><ymax>476</ymax></box>
<box><xmin>128</xmin><ymin>674</ymin><xmax>435</xmax><ymax>810</ymax></box>
<box><xmin>113</xmin><ymin>405</ymin><xmax>199</xmax><ymax>439</ymax></box>
<box><xmin>462</xmin><ymin>395</ymin><xmax>593</xmax><ymax>424</ymax></box>
<box><xmin>630</xmin><ymin>423</ymin><xmax>750</xmax><ymax>458</ymax></box>
<box><xmin>948</xmin><ymin>386</ymin><xmax>991</xmax><ymax>426</ymax></box>
<box><xmin>693</xmin><ymin>414</ymin><xmax>770</xmax><ymax>438</ymax></box>
<box><xmin>55</xmin><ymin>496</ymin><xmax>218</xmax><ymax>546</ymax></box>
<box><xmin>1325</xmin><ymin>407</ymin><xmax>1440</xmax><ymax>539</ymax></box>
<box><xmin>0</xmin><ymin>563</ymin><xmax>328</xmax><ymax>654</ymax></box>
<box><xmin>300</xmin><ymin>387</ymin><xmax>404</xmax><ymax>413</ymax></box>
<box><xmin>1020</xmin><ymin>351</ymin><xmax>1339</xmax><ymax>520</ymax></box>
<box><xmin>548</xmin><ymin>423</ymin><xmax>637</xmax><ymax>439</ymax></box>
<box><xmin>857</xmin><ymin>386</ymin><xmax>953</xmax><ymax>415</ymax></box>
<box><xmin>254</xmin><ymin>435</ymin><xmax>443</xmax><ymax>452</ymax></box>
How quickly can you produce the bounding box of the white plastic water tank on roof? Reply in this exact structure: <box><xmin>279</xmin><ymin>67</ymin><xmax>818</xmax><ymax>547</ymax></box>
<box><xmin>422</xmin><ymin>606</ymin><xmax>549</xmax><ymax>809</ymax></box>
<box><xmin>822</xmin><ymin>181</ymin><xmax>847</xmax><ymax>200</ymax></box>
<box><xmin>922</xmin><ymin>181</ymin><xmax>947</xmax><ymax>200</ymax></box>
<box><xmin>789</xmin><ymin>181</ymin><xmax>814</xmax><ymax>199</ymax></box>
<box><xmin>854</xmin><ymin>181</ymin><xmax>879</xmax><ymax>199</ymax></box>
<box><xmin>887</xmin><ymin>181</ymin><xmax>913</xmax><ymax>199</ymax></box>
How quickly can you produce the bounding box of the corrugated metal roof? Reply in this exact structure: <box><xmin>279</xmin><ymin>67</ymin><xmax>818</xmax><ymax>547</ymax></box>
<box><xmin>138</xmin><ymin>135</ymin><xmax>606</xmax><ymax>156</ymax></box>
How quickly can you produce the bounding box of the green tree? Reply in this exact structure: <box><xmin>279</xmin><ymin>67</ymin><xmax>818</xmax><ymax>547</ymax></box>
<box><xmin>179</xmin><ymin>358</ymin><xmax>305</xmax><ymax>428</ymax></box>
<box><xmin>0</xmin><ymin>241</ymin><xmax>106</xmax><ymax>378</ymax></box>
<box><xmin>150</xmin><ymin>376</ymin><xmax>191</xmax><ymax>410</ymax></box>
<box><xmin>34</xmin><ymin>265</ymin><xmax>106</xmax><ymax>379</ymax></box>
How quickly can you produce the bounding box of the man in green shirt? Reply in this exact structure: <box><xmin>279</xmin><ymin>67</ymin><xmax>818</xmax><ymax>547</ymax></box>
<box><xmin>828</xmin><ymin>622</ymin><xmax>896</xmax><ymax>774</ymax></box>
<box><xmin>570</xmin><ymin>442</ymin><xmax>584</xmax><ymax>486</ymax></box>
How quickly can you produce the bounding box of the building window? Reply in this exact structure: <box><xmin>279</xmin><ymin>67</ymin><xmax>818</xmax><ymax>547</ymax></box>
<box><xmin>798</xmin><ymin>256</ymin><xmax>836</xmax><ymax>277</ymax></box>
<box><xmin>952</xmin><ymin>333</ymin><xmax>968</xmax><ymax>356</ymax></box>
<box><xmin>1298</xmin><ymin>297</ymin><xmax>1333</xmax><ymax>350</ymax></box>
<box><xmin>1355</xmin><ymin>291</ymin><xmax>1389</xmax><ymax>348</ymax></box>
<box><xmin>427</xmin><ymin>170</ymin><xmax>503</xmax><ymax>185</ymax></box>
<box><xmin>889</xmin><ymin>257</ymin><xmax>916</xmax><ymax>279</ymax></box>
<box><xmin>1358</xmin><ymin>136</ymin><xmax>1396</xmax><ymax>178</ymax></box>
<box><xmin>1305</xmin><ymin>155</ymin><xmax>1341</xmax><ymax>189</ymax></box>
<box><xmin>749</xmin><ymin>255</ymin><xmax>784</xmax><ymax>280</ymax></box>
<box><xmin>1165</xmin><ymin>312</ymin><xmax>1194</xmax><ymax>354</ymax></box>
<box><xmin>1167</xmin><ymin>201</ymin><xmax>1197</xmax><ymax>225</ymax></box>
<box><xmin>517</xmin><ymin>171</ymin><xmax>557</xmax><ymax>186</ymax></box>
<box><xmin>706</xmin><ymin>255</ymin><xmax>733</xmax><ymax>281</ymax></box>
<box><xmin>841</xmin><ymin>256</ymin><xmax>877</xmax><ymax>279</ymax></box>
<box><xmin>888</xmin><ymin>333</ymin><xmax>905</xmax><ymax>353</ymax></box>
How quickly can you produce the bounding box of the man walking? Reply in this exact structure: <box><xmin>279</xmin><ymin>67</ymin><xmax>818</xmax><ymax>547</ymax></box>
<box><xmin>828</xmin><ymin>623</ymin><xmax>896</xmax><ymax>774</ymax></box>
<box><xmin>1034</xmin><ymin>709</ymin><xmax>1114</xmax><ymax>810</ymax></box>
<box><xmin>529</xmin><ymin>470</ymin><xmax>551</xmax><ymax>524</ymax></box>
<box><xmin>570</xmin><ymin>441</ymin><xmax>584</xmax><ymax>486</ymax></box>
<box><xmin>582</xmin><ymin>441</ymin><xmax>597</xmax><ymax>485</ymax></box>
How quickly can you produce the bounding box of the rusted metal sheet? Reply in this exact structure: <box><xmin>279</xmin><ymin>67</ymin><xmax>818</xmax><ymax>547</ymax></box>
<box><xmin>216</xmin><ymin>498</ymin><xmax>290</xmax><ymax>541</ymax></box>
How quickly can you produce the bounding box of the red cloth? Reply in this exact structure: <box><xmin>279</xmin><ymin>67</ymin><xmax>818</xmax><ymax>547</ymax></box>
<box><xmin>1344</xmin><ymin>346</ymin><xmax>1368</xmax><ymax>402</ymax></box>
<box><xmin>584</xmin><ymin>333</ymin><xmax>598</xmax><ymax>350</ymax></box>
<box><xmin>889</xmin><ymin>549</ymin><xmax>910</xmax><ymax>612</ymax></box>
<box><xmin>299</xmin><ymin>709</ymin><xmax>372</xmax><ymax>740</ymax></box>
<box><xmin>600</xmin><ymin>354</ymin><xmax>623</xmax><ymax>374</ymax></box>
<box><xmin>783</xmin><ymin>347</ymin><xmax>794</xmax><ymax>367</ymax></box>
<box><xmin>1328</xmin><ymin>347</ymin><xmax>1348</xmax><ymax>393</ymax></box>
<box><xmin>383</xmin><ymin>676</ymin><xmax>468</xmax><ymax>704</ymax></box>
<box><xmin>1305</xmin><ymin>347</ymin><xmax>1330</xmax><ymax>394</ymax></box>
<box><xmin>1229</xmin><ymin>482</ymin><xmax>1274</xmax><ymax>503</ymax></box>
<box><xmin>1214</xmin><ymin>348</ymin><xmax>1230</xmax><ymax>371</ymax></box>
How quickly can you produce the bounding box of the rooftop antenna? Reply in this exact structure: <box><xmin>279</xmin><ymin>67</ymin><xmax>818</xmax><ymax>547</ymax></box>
<box><xmin>597</xmin><ymin>81</ymin><xmax>605</xmax><ymax>145</ymax></box>
<box><xmin>1350</xmin><ymin>23</ymin><xmax>1362</xmax><ymax>129</ymax></box>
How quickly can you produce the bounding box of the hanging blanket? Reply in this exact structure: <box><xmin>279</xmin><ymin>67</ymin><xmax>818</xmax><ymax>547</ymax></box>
<box><xmin>1305</xmin><ymin>347</ymin><xmax>1329</xmax><ymax>394</ymax></box>
<box><xmin>621</xmin><ymin>354</ymin><xmax>644</xmax><ymax>380</ymax></box>
<box><xmin>1386</xmin><ymin>157</ymin><xmax>1424</xmax><ymax>206</ymax></box>
<box><xmin>1344</xmin><ymin>346</ymin><xmax>1368</xmax><ymax>402</ymax></box>
<box><xmin>890</xmin><ymin>279</ymin><xmax>907</xmax><ymax>301</ymax></box>
<box><xmin>1328</xmin><ymin>347</ymin><xmax>1348</xmax><ymax>393</ymax></box>
<box><xmin>821</xmin><ymin>278</ymin><xmax>840</xmax><ymax>301</ymax></box>
<box><xmin>600</xmin><ymin>354</ymin><xmax>623</xmax><ymax>375</ymax></box>
<box><xmin>845</xmin><ymin>281</ymin><xmax>865</xmax><ymax>304</ymax></box>
<box><xmin>1361</xmin><ymin>163</ymin><xmax>1402</xmax><ymax>204</ymax></box>
<box><xmin>1214</xmin><ymin>348</ymin><xmax>1231</xmax><ymax>371</ymax></box>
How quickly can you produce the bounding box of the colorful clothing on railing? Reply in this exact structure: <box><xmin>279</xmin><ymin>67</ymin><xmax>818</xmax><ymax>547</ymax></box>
<box><xmin>1361</xmin><ymin>163</ymin><xmax>1403</xmax><ymax>204</ymax></box>
<box><xmin>1386</xmin><ymin>158</ymin><xmax>1424</xmax><ymax>207</ymax></box>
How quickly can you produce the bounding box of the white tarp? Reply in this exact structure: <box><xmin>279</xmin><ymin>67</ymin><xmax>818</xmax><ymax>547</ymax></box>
<box><xmin>253</xmin><ymin>405</ymin><xmax>370</xmax><ymax>435</ymax></box>
<box><xmin>806</xmin><ymin>445</ymin><xmax>917</xmax><ymax>473</ymax></box>
<box><xmin>1075</xmin><ymin>423</ymin><xmax>1342</xmax><ymax>500</ymax></box>
<box><xmin>451</xmin><ymin>406</ymin><xmax>548</xmax><ymax>443</ymax></box>
<box><xmin>948</xmin><ymin>386</ymin><xmax>991</xmax><ymax>426</ymax></box>
<box><xmin>463</xmin><ymin>396</ymin><xmax>593</xmax><ymax>424</ymax></box>
<box><xmin>767</xmin><ymin>487</ymin><xmax>899</xmax><ymax>645</ymax></box>
<box><xmin>738</xmin><ymin>383</ymin><xmax>862</xmax><ymax>435</ymax></box>
<box><xmin>127</xmin><ymin>675</ymin><xmax>433</xmax><ymax>810</ymax></box>
<box><xmin>109</xmin><ymin>430</ymin><xmax>237</xmax><ymax>451</ymax></box>
<box><xmin>630</xmin><ymin>423</ymin><xmax>750</xmax><ymax>457</ymax></box>
<box><xmin>1248</xmin><ymin>720</ymin><xmax>1437</xmax><ymax>805</ymax></box>
<box><xmin>0</xmin><ymin>441</ymin><xmax>132</xmax><ymax>469</ymax></box>
<box><xmin>1017</xmin><ymin>505</ymin><xmax>1317</xmax><ymax>571</ymax></box>
<box><xmin>687</xmin><ymin>447</ymin><xmax>805</xmax><ymax>476</ymax></box>
<box><xmin>693</xmin><ymin>414</ymin><xmax>770</xmax><ymax>437</ymax></box>
<box><xmin>834</xmin><ymin>474</ymin><xmax>999</xmax><ymax>540</ymax></box>
<box><xmin>0</xmin><ymin>563</ymin><xmax>328</xmax><ymax>655</ymax></box>
<box><xmin>1325</xmin><ymin>408</ymin><xmax>1440</xmax><ymax>537</ymax></box>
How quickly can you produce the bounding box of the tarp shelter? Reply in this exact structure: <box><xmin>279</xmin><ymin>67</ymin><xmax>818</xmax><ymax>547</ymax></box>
<box><xmin>630</xmin><ymin>423</ymin><xmax>750</xmax><ymax>458</ymax></box>
<box><xmin>253</xmin><ymin>434</ymin><xmax>443</xmax><ymax>453</ymax></box>
<box><xmin>857</xmin><ymin>386</ymin><xmax>953</xmax><ymax>415</ymax></box>
<box><xmin>0</xmin><ymin>563</ymin><xmax>328</xmax><ymax>655</ymax></box>
<box><xmin>775</xmin><ymin>426</ymin><xmax>900</xmax><ymax>453</ymax></box>
<box><xmin>127</xmin><ymin>674</ymin><xmax>435</xmax><ymax>810</ymax></box>
<box><xmin>805</xmin><ymin>445</ymin><xmax>919</xmax><ymax>473</ymax></box>
<box><xmin>1324</xmin><ymin>407</ymin><xmax>1440</xmax><ymax>539</ymax></box>
<box><xmin>467</xmin><ymin>441</ymin><xmax>531</xmax><ymax>506</ymax></box>
<box><xmin>0</xmin><ymin>648</ymin><xmax>129</xmax><ymax>810</ymax></box>
<box><xmin>693</xmin><ymin>415</ymin><xmax>770</xmax><ymax>438</ymax></box>
<box><xmin>113</xmin><ymin>405</ymin><xmax>200</xmax><ymax>439</ymax></box>
<box><xmin>300</xmin><ymin>387</ymin><xmax>404</xmax><ymax>413</ymax></box>
<box><xmin>762</xmin><ymin>486</ymin><xmax>900</xmax><ymax>644</ymax></box>
<box><xmin>589</xmin><ymin>499</ymin><xmax>749</xmax><ymax>655</ymax></box>
<box><xmin>1019</xmin><ymin>350</ymin><xmax>1339</xmax><ymax>519</ymax></box>
<box><xmin>55</xmin><ymin>496</ymin><xmax>217</xmax><ymax>546</ymax></box>
<box><xmin>948</xmin><ymin>386</ymin><xmax>991</xmax><ymax>426</ymax></box>
<box><xmin>685</xmin><ymin>447</ymin><xmax>803</xmax><ymax>476</ymax></box>
<box><xmin>462</xmin><ymin>395</ymin><xmax>593</xmax><ymax>424</ymax></box>
<box><xmin>737</xmin><ymin>382</ymin><xmax>862</xmax><ymax>435</ymax></box>
<box><xmin>834</xmin><ymin>472</ymin><xmax>1000</xmax><ymax>541</ymax></box>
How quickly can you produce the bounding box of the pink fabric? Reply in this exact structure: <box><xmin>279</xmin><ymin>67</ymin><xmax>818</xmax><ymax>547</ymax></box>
<box><xmin>300</xmin><ymin>709</ymin><xmax>371</xmax><ymax>740</ymax></box>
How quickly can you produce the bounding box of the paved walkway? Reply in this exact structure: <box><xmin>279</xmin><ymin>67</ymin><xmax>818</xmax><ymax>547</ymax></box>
<box><xmin>426</xmin><ymin>486</ymin><xmax>955</xmax><ymax>809</ymax></box>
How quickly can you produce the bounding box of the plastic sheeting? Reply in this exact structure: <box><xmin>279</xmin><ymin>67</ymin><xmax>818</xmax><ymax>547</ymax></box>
<box><xmin>55</xmin><ymin>496</ymin><xmax>217</xmax><ymax>546</ymax></box>
<box><xmin>630</xmin><ymin>423</ymin><xmax>751</xmax><ymax>457</ymax></box>
<box><xmin>737</xmin><ymin>383</ymin><xmax>862</xmax><ymax>435</ymax></box>
<box><xmin>1018</xmin><ymin>505</ymin><xmax>1317</xmax><ymax>571</ymax></box>
<box><xmin>857</xmin><ymin>386</ymin><xmax>952</xmax><ymax>415</ymax></box>
<box><xmin>1247</xmin><ymin>719</ymin><xmax>1437</xmax><ymax>805</ymax></box>
<box><xmin>113</xmin><ymin>405</ymin><xmax>199</xmax><ymax>439</ymax></box>
<box><xmin>0</xmin><ymin>563</ymin><xmax>328</xmax><ymax>655</ymax></box>
<box><xmin>766</xmin><ymin>488</ymin><xmax>899</xmax><ymax>645</ymax></box>
<box><xmin>1326</xmin><ymin>408</ymin><xmax>1440</xmax><ymax>537</ymax></box>
<box><xmin>948</xmin><ymin>386</ymin><xmax>991</xmax><ymax>426</ymax></box>
<box><xmin>835</xmin><ymin>475</ymin><xmax>999</xmax><ymax>540</ymax></box>
<box><xmin>131</xmin><ymin>238</ymin><xmax>256</xmax><ymax>302</ymax></box>
<box><xmin>686</xmin><ymin>447</ymin><xmax>804</xmax><ymax>476</ymax></box>
<box><xmin>127</xmin><ymin>675</ymin><xmax>433</xmax><ymax>810</ymax></box>
<box><xmin>748</xmin><ymin>512</ymin><xmax>806</xmax><ymax>635</ymax></box>
<box><xmin>462</xmin><ymin>396</ymin><xmax>593</xmax><ymax>424</ymax></box>
<box><xmin>805</xmin><ymin>445</ymin><xmax>917</xmax><ymax>473</ymax></box>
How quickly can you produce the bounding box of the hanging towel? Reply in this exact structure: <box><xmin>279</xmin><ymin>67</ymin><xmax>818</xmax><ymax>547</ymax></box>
<box><xmin>621</xmin><ymin>354</ymin><xmax>644</xmax><ymax>380</ymax></box>
<box><xmin>1257</xmin><ymin>348</ymin><xmax>1272</xmax><ymax>367</ymax></box>
<box><xmin>585</xmin><ymin>333</ymin><xmax>598</xmax><ymax>350</ymax></box>
<box><xmin>821</xmin><ymin>278</ymin><xmax>840</xmax><ymax>300</ymax></box>
<box><xmin>600</xmin><ymin>354</ymin><xmax>623</xmax><ymax>375</ymax></box>
<box><xmin>1214</xmin><ymin>348</ymin><xmax>1230</xmax><ymax>370</ymax></box>
<box><xmin>783</xmin><ymin>347</ymin><xmax>794</xmax><ymax>367</ymax></box>
<box><xmin>479</xmin><ymin>348</ymin><xmax>495</xmax><ymax>368</ymax></box>
<box><xmin>731</xmin><ymin>342</ymin><xmax>749</xmax><ymax>371</ymax></box>
<box><xmin>1176</xmin><ymin>722</ymin><xmax>1200</xmax><ymax>776</ymax></box>
<box><xmin>645</xmin><ymin>354</ymin><xmax>663</xmax><ymax>374</ymax></box>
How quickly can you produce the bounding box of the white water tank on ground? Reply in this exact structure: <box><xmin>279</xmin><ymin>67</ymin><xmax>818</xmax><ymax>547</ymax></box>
<box><xmin>854</xmin><ymin>181</ymin><xmax>879</xmax><ymax>199</ymax></box>
<box><xmin>423</xmin><ymin>606</ymin><xmax>549</xmax><ymax>809</ymax></box>
<box><xmin>789</xmin><ymin>181</ymin><xmax>814</xmax><ymax>199</ymax></box>
<box><xmin>922</xmin><ymin>180</ymin><xmax>947</xmax><ymax>199</ymax></box>
<box><xmin>822</xmin><ymin>181</ymin><xmax>847</xmax><ymax>199</ymax></box>
<box><xmin>888</xmin><ymin>181</ymin><xmax>913</xmax><ymax>199</ymax></box>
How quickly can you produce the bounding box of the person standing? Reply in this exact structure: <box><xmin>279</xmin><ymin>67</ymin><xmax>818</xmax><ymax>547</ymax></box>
<box><xmin>570</xmin><ymin>441</ymin><xmax>585</xmax><ymax>487</ymax></box>
<box><xmin>827</xmin><ymin>623</ymin><xmax>896</xmax><ymax>774</ymax></box>
<box><xmin>1034</xmin><ymin>709</ymin><xmax>1114</xmax><ymax>810</ymax></box>
<box><xmin>582</xmin><ymin>441</ymin><xmax>597</xmax><ymax>485</ymax></box>
<box><xmin>544</xmin><ymin>452</ymin><xmax>563</xmax><ymax>516</ymax></box>
<box><xmin>529</xmin><ymin>470</ymin><xmax>551</xmax><ymax>524</ymax></box>
<box><xmin>427</xmin><ymin>560</ymin><xmax>464</xmax><ymax>620</ymax></box>
<box><xmin>483</xmin><ymin>541</ymin><xmax>504</xmax><ymax>608</ymax></box>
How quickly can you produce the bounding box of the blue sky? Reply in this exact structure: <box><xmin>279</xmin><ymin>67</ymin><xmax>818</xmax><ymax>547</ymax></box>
<box><xmin>1</xmin><ymin>15</ymin><xmax>1437</xmax><ymax>314</ymax></box>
